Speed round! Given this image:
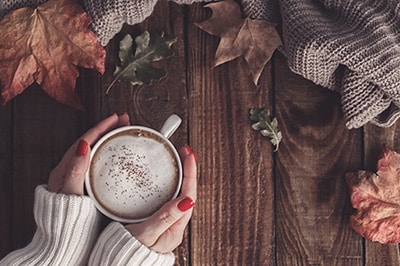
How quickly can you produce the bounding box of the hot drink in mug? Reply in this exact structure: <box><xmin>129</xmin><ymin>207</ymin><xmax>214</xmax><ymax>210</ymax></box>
<box><xmin>85</xmin><ymin>114</ymin><xmax>182</xmax><ymax>223</ymax></box>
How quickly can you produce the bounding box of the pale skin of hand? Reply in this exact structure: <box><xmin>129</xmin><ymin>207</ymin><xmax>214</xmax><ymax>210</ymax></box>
<box><xmin>125</xmin><ymin>147</ymin><xmax>197</xmax><ymax>253</ymax></box>
<box><xmin>47</xmin><ymin>113</ymin><xmax>197</xmax><ymax>254</ymax></box>
<box><xmin>48</xmin><ymin>113</ymin><xmax>130</xmax><ymax>195</ymax></box>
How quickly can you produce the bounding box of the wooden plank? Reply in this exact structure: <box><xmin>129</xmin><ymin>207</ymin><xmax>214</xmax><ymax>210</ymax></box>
<box><xmin>363</xmin><ymin>124</ymin><xmax>400</xmax><ymax>265</ymax></box>
<box><xmin>2</xmin><ymin>1</ymin><xmax>188</xmax><ymax>261</ymax></box>
<box><xmin>187</xmin><ymin>3</ymin><xmax>275</xmax><ymax>265</ymax></box>
<box><xmin>93</xmin><ymin>2</ymin><xmax>189</xmax><ymax>264</ymax></box>
<box><xmin>98</xmin><ymin>2</ymin><xmax>187</xmax><ymax>143</ymax></box>
<box><xmin>1</xmin><ymin>3</ymin><xmax>96</xmax><ymax>255</ymax></box>
<box><xmin>10</xmin><ymin>83</ymin><xmax>89</xmax><ymax>250</ymax></box>
<box><xmin>0</xmin><ymin>102</ymin><xmax>13</xmax><ymax>258</ymax></box>
<box><xmin>274</xmin><ymin>52</ymin><xmax>363</xmax><ymax>265</ymax></box>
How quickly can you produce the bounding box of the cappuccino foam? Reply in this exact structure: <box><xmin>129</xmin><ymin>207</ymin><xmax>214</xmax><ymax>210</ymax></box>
<box><xmin>89</xmin><ymin>129</ymin><xmax>179</xmax><ymax>220</ymax></box>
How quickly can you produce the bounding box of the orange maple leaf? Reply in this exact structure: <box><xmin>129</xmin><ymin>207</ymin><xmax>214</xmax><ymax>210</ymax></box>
<box><xmin>195</xmin><ymin>0</ymin><xmax>282</xmax><ymax>85</ymax></box>
<box><xmin>0</xmin><ymin>0</ymin><xmax>106</xmax><ymax>110</ymax></box>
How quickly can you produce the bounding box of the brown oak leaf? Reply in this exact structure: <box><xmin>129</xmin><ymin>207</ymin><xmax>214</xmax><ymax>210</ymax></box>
<box><xmin>346</xmin><ymin>149</ymin><xmax>400</xmax><ymax>244</ymax></box>
<box><xmin>195</xmin><ymin>0</ymin><xmax>282</xmax><ymax>85</ymax></box>
<box><xmin>0</xmin><ymin>0</ymin><xmax>106</xmax><ymax>110</ymax></box>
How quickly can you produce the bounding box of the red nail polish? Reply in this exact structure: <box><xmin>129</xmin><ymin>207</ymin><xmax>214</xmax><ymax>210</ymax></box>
<box><xmin>178</xmin><ymin>197</ymin><xmax>195</xmax><ymax>212</ymax></box>
<box><xmin>193</xmin><ymin>151</ymin><xmax>197</xmax><ymax>163</ymax></box>
<box><xmin>76</xmin><ymin>139</ymin><xmax>89</xmax><ymax>156</ymax></box>
<box><xmin>184</xmin><ymin>145</ymin><xmax>191</xmax><ymax>154</ymax></box>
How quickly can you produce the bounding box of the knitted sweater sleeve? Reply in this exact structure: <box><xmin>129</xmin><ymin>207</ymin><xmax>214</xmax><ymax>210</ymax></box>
<box><xmin>0</xmin><ymin>185</ymin><xmax>102</xmax><ymax>266</ymax></box>
<box><xmin>89</xmin><ymin>222</ymin><xmax>175</xmax><ymax>265</ymax></box>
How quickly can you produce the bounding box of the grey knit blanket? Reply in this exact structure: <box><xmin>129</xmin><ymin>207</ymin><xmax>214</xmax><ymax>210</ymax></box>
<box><xmin>244</xmin><ymin>0</ymin><xmax>400</xmax><ymax>129</ymax></box>
<box><xmin>2</xmin><ymin>0</ymin><xmax>400</xmax><ymax>129</ymax></box>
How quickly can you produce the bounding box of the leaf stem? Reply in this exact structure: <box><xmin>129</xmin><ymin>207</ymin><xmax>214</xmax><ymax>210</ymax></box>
<box><xmin>261</xmin><ymin>117</ymin><xmax>280</xmax><ymax>152</ymax></box>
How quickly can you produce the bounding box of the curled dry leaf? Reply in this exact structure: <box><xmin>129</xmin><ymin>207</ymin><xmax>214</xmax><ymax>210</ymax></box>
<box><xmin>195</xmin><ymin>0</ymin><xmax>282</xmax><ymax>85</ymax></box>
<box><xmin>106</xmin><ymin>31</ymin><xmax>176</xmax><ymax>93</ymax></box>
<box><xmin>346</xmin><ymin>149</ymin><xmax>400</xmax><ymax>244</ymax></box>
<box><xmin>249</xmin><ymin>107</ymin><xmax>282</xmax><ymax>152</ymax></box>
<box><xmin>0</xmin><ymin>0</ymin><xmax>106</xmax><ymax>109</ymax></box>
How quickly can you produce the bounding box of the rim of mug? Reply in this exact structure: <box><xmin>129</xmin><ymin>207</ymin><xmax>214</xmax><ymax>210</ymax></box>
<box><xmin>84</xmin><ymin>125</ymin><xmax>183</xmax><ymax>223</ymax></box>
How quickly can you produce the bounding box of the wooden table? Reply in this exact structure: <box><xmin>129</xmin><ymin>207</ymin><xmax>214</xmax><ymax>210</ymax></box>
<box><xmin>1</xmin><ymin>2</ymin><xmax>400</xmax><ymax>265</ymax></box>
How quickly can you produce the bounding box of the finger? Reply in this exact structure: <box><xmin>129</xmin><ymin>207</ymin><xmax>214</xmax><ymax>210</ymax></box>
<box><xmin>180</xmin><ymin>152</ymin><xmax>197</xmax><ymax>201</ymax></box>
<box><xmin>126</xmin><ymin>196</ymin><xmax>195</xmax><ymax>247</ymax></box>
<box><xmin>179</xmin><ymin>145</ymin><xmax>191</xmax><ymax>158</ymax></box>
<box><xmin>52</xmin><ymin>113</ymin><xmax>129</xmax><ymax>174</ymax></box>
<box><xmin>150</xmin><ymin>211</ymin><xmax>193</xmax><ymax>253</ymax></box>
<box><xmin>48</xmin><ymin>113</ymin><xmax>130</xmax><ymax>194</ymax></box>
<box><xmin>61</xmin><ymin>140</ymin><xmax>91</xmax><ymax>195</ymax></box>
<box><xmin>148</xmin><ymin>147</ymin><xmax>197</xmax><ymax>250</ymax></box>
<box><xmin>82</xmin><ymin>113</ymin><xmax>123</xmax><ymax>145</ymax></box>
<box><xmin>118</xmin><ymin>112</ymin><xmax>131</xmax><ymax>127</ymax></box>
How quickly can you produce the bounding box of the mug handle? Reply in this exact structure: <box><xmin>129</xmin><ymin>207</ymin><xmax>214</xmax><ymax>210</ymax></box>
<box><xmin>160</xmin><ymin>114</ymin><xmax>182</xmax><ymax>139</ymax></box>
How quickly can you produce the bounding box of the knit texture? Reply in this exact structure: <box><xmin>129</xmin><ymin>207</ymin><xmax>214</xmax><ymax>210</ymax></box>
<box><xmin>89</xmin><ymin>222</ymin><xmax>175</xmax><ymax>266</ymax></box>
<box><xmin>0</xmin><ymin>0</ymin><xmax>212</xmax><ymax>46</ymax></box>
<box><xmin>0</xmin><ymin>0</ymin><xmax>47</xmax><ymax>17</ymax></box>
<box><xmin>0</xmin><ymin>185</ymin><xmax>102</xmax><ymax>266</ymax></box>
<box><xmin>241</xmin><ymin>0</ymin><xmax>400</xmax><ymax>129</ymax></box>
<box><xmin>84</xmin><ymin>0</ymin><xmax>212</xmax><ymax>46</ymax></box>
<box><xmin>83</xmin><ymin>0</ymin><xmax>157</xmax><ymax>46</ymax></box>
<box><xmin>2</xmin><ymin>0</ymin><xmax>399</xmax><ymax>128</ymax></box>
<box><xmin>0</xmin><ymin>186</ymin><xmax>175</xmax><ymax>265</ymax></box>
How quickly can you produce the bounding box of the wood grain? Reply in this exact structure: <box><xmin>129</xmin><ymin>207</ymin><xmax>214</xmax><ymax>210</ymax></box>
<box><xmin>96</xmin><ymin>2</ymin><xmax>190</xmax><ymax>264</ymax></box>
<box><xmin>187</xmin><ymin>3</ymin><xmax>275</xmax><ymax>265</ymax></box>
<box><xmin>3</xmin><ymin>1</ymin><xmax>400</xmax><ymax>265</ymax></box>
<box><xmin>10</xmin><ymin>84</ymin><xmax>87</xmax><ymax>251</ymax></box>
<box><xmin>274</xmin><ymin>53</ymin><xmax>363</xmax><ymax>265</ymax></box>
<box><xmin>0</xmin><ymin>101</ymin><xmax>12</xmax><ymax>258</ymax></box>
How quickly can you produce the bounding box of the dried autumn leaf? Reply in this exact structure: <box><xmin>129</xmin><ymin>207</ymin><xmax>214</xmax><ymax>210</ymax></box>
<box><xmin>249</xmin><ymin>107</ymin><xmax>282</xmax><ymax>152</ymax></box>
<box><xmin>106</xmin><ymin>31</ymin><xmax>176</xmax><ymax>93</ymax></box>
<box><xmin>195</xmin><ymin>0</ymin><xmax>282</xmax><ymax>85</ymax></box>
<box><xmin>346</xmin><ymin>149</ymin><xmax>400</xmax><ymax>244</ymax></box>
<box><xmin>0</xmin><ymin>0</ymin><xmax>106</xmax><ymax>109</ymax></box>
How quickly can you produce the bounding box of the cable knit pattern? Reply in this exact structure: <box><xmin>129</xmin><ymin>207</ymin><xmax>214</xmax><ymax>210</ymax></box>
<box><xmin>0</xmin><ymin>185</ymin><xmax>102</xmax><ymax>266</ymax></box>
<box><xmin>89</xmin><ymin>222</ymin><xmax>175</xmax><ymax>266</ymax></box>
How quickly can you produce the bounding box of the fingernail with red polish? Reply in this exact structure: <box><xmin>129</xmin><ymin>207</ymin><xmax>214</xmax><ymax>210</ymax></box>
<box><xmin>76</xmin><ymin>139</ymin><xmax>89</xmax><ymax>156</ymax></box>
<box><xmin>184</xmin><ymin>145</ymin><xmax>191</xmax><ymax>154</ymax></box>
<box><xmin>193</xmin><ymin>151</ymin><xmax>197</xmax><ymax>163</ymax></box>
<box><xmin>178</xmin><ymin>197</ymin><xmax>195</xmax><ymax>212</ymax></box>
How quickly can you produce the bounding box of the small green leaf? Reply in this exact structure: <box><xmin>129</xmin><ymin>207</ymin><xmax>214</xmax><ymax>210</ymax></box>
<box><xmin>249</xmin><ymin>107</ymin><xmax>282</xmax><ymax>152</ymax></box>
<box><xmin>106</xmin><ymin>31</ymin><xmax>177</xmax><ymax>93</ymax></box>
<box><xmin>119</xmin><ymin>34</ymin><xmax>134</xmax><ymax>67</ymax></box>
<box><xmin>134</xmin><ymin>31</ymin><xmax>150</xmax><ymax>56</ymax></box>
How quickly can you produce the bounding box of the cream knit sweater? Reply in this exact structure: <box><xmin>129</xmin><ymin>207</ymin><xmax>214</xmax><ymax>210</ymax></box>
<box><xmin>0</xmin><ymin>186</ymin><xmax>175</xmax><ymax>265</ymax></box>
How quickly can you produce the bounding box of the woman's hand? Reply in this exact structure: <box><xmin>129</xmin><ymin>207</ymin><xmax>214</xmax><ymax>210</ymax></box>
<box><xmin>125</xmin><ymin>145</ymin><xmax>197</xmax><ymax>253</ymax></box>
<box><xmin>48</xmin><ymin>113</ymin><xmax>130</xmax><ymax>196</ymax></box>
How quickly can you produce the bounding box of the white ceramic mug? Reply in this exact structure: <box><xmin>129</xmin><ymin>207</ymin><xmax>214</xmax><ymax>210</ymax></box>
<box><xmin>85</xmin><ymin>114</ymin><xmax>182</xmax><ymax>223</ymax></box>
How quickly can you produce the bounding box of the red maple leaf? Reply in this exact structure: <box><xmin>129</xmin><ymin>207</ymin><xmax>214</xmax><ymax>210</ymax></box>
<box><xmin>0</xmin><ymin>0</ymin><xmax>106</xmax><ymax>109</ymax></box>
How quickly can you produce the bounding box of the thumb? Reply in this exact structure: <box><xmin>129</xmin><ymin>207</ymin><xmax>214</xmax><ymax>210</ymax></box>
<box><xmin>61</xmin><ymin>139</ymin><xmax>90</xmax><ymax>195</ymax></box>
<box><xmin>131</xmin><ymin>197</ymin><xmax>194</xmax><ymax>241</ymax></box>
